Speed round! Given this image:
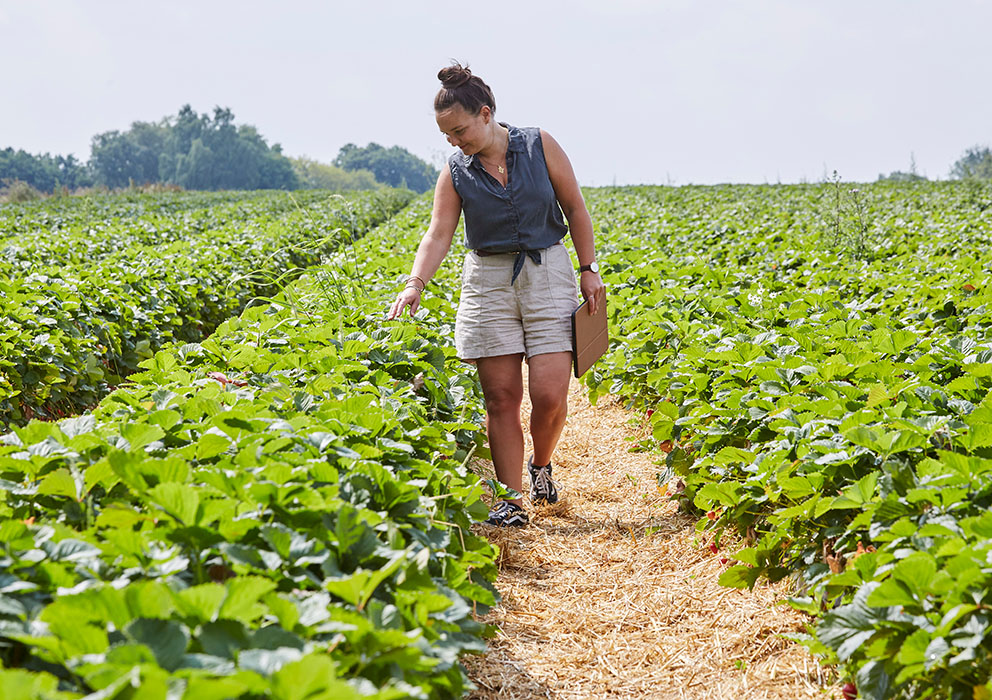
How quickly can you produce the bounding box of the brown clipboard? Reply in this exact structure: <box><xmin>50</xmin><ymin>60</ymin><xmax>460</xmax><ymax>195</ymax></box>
<box><xmin>570</xmin><ymin>293</ymin><xmax>609</xmax><ymax>378</ymax></box>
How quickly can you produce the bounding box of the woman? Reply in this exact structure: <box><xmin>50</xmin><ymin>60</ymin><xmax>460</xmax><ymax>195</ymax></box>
<box><xmin>387</xmin><ymin>63</ymin><xmax>605</xmax><ymax>527</ymax></box>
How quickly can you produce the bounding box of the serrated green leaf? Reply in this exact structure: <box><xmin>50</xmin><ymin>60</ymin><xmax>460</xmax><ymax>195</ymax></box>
<box><xmin>175</xmin><ymin>584</ymin><xmax>226</xmax><ymax>624</ymax></box>
<box><xmin>125</xmin><ymin>618</ymin><xmax>189</xmax><ymax>671</ymax></box>
<box><xmin>36</xmin><ymin>468</ymin><xmax>80</xmax><ymax>500</ymax></box>
<box><xmin>218</xmin><ymin>577</ymin><xmax>278</xmax><ymax>624</ymax></box>
<box><xmin>148</xmin><ymin>482</ymin><xmax>200</xmax><ymax>526</ymax></box>
<box><xmin>270</xmin><ymin>653</ymin><xmax>361</xmax><ymax>700</ymax></box>
<box><xmin>121</xmin><ymin>422</ymin><xmax>165</xmax><ymax>451</ymax></box>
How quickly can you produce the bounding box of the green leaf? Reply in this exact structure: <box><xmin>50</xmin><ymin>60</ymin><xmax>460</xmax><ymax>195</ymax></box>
<box><xmin>122</xmin><ymin>422</ymin><xmax>165</xmax><ymax>451</ymax></box>
<box><xmin>0</xmin><ymin>669</ymin><xmax>61</xmax><ymax>699</ymax></box>
<box><xmin>718</xmin><ymin>565</ymin><xmax>763</xmax><ymax>590</ymax></box>
<box><xmin>817</xmin><ymin>583</ymin><xmax>889</xmax><ymax>661</ymax></box>
<box><xmin>892</xmin><ymin>552</ymin><xmax>936</xmax><ymax>599</ymax></box>
<box><xmin>955</xmin><ymin>423</ymin><xmax>992</xmax><ymax>451</ymax></box>
<box><xmin>182</xmin><ymin>676</ymin><xmax>255</xmax><ymax>700</ymax></box>
<box><xmin>125</xmin><ymin>618</ymin><xmax>190</xmax><ymax>671</ymax></box>
<box><xmin>238</xmin><ymin>647</ymin><xmax>303</xmax><ymax>676</ymax></box>
<box><xmin>324</xmin><ymin>550</ymin><xmax>408</xmax><ymax>611</ymax></box>
<box><xmin>44</xmin><ymin>538</ymin><xmax>101</xmax><ymax>563</ymax></box>
<box><xmin>197</xmin><ymin>432</ymin><xmax>232</xmax><ymax>461</ymax></box>
<box><xmin>84</xmin><ymin>458</ymin><xmax>120</xmax><ymax>495</ymax></box>
<box><xmin>832</xmin><ymin>472</ymin><xmax>878</xmax><ymax>510</ymax></box>
<box><xmin>866</xmin><ymin>578</ymin><xmax>918</xmax><ymax>609</ymax></box>
<box><xmin>47</xmin><ymin>616</ymin><xmax>108</xmax><ymax>656</ymax></box>
<box><xmin>270</xmin><ymin>654</ymin><xmax>361</xmax><ymax>700</ymax></box>
<box><xmin>175</xmin><ymin>583</ymin><xmax>226</xmax><ymax>624</ymax></box>
<box><xmin>945</xmin><ymin>375</ymin><xmax>978</xmax><ymax>396</ymax></box>
<box><xmin>124</xmin><ymin>581</ymin><xmax>176</xmax><ymax>619</ymax></box>
<box><xmin>263</xmin><ymin>594</ymin><xmax>301</xmax><ymax>632</ymax></box>
<box><xmin>924</xmin><ymin>636</ymin><xmax>950</xmax><ymax>670</ymax></box>
<box><xmin>712</xmin><ymin>446</ymin><xmax>755</xmax><ymax>467</ymax></box>
<box><xmin>148</xmin><ymin>482</ymin><xmax>200</xmax><ymax>526</ymax></box>
<box><xmin>37</xmin><ymin>468</ymin><xmax>81</xmax><ymax>500</ymax></box>
<box><xmin>896</xmin><ymin>628</ymin><xmax>930</xmax><ymax>665</ymax></box>
<box><xmin>199</xmin><ymin>619</ymin><xmax>251</xmax><ymax>659</ymax></box>
<box><xmin>866</xmin><ymin>384</ymin><xmax>889</xmax><ymax>408</ymax></box>
<box><xmin>218</xmin><ymin>577</ymin><xmax>278</xmax><ymax>624</ymax></box>
<box><xmin>856</xmin><ymin>659</ymin><xmax>892</xmax><ymax>700</ymax></box>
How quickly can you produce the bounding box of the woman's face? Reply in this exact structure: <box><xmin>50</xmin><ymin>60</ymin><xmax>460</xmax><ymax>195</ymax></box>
<box><xmin>436</xmin><ymin>104</ymin><xmax>490</xmax><ymax>155</ymax></box>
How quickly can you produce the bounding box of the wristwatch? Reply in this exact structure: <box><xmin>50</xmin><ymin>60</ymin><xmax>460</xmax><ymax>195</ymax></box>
<box><xmin>578</xmin><ymin>261</ymin><xmax>599</xmax><ymax>274</ymax></box>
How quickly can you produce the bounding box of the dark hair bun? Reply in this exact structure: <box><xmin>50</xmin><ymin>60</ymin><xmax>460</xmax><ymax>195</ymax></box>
<box><xmin>438</xmin><ymin>64</ymin><xmax>472</xmax><ymax>89</ymax></box>
<box><xmin>434</xmin><ymin>61</ymin><xmax>495</xmax><ymax>115</ymax></box>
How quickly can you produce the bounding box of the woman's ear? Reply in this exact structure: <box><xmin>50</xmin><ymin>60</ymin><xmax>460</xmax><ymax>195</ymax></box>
<box><xmin>479</xmin><ymin>105</ymin><xmax>492</xmax><ymax>123</ymax></box>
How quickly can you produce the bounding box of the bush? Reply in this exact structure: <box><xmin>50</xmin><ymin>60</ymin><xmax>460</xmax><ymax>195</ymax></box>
<box><xmin>290</xmin><ymin>157</ymin><xmax>380</xmax><ymax>191</ymax></box>
<box><xmin>0</xmin><ymin>179</ymin><xmax>44</xmax><ymax>203</ymax></box>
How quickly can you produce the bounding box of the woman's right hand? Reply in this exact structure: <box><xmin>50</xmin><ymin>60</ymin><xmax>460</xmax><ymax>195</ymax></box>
<box><xmin>387</xmin><ymin>287</ymin><xmax>422</xmax><ymax>320</ymax></box>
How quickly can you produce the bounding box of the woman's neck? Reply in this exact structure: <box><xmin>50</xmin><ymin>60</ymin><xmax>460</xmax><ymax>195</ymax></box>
<box><xmin>477</xmin><ymin>123</ymin><xmax>509</xmax><ymax>162</ymax></box>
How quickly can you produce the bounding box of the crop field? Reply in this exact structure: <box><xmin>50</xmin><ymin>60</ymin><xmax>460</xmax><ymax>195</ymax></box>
<box><xmin>1</xmin><ymin>180</ymin><xmax>991</xmax><ymax>699</ymax></box>
<box><xmin>0</xmin><ymin>189</ymin><xmax>413</xmax><ymax>428</ymax></box>
<box><xmin>584</xmin><ymin>179</ymin><xmax>992</xmax><ymax>699</ymax></box>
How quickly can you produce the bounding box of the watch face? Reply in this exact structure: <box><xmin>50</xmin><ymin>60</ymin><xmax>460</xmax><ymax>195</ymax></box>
<box><xmin>590</xmin><ymin>261</ymin><xmax>600</xmax><ymax>273</ymax></box>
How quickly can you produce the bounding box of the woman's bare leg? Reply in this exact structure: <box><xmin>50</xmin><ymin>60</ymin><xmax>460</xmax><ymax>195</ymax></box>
<box><xmin>475</xmin><ymin>354</ymin><xmax>525</xmax><ymax>505</ymax></box>
<box><xmin>526</xmin><ymin>351</ymin><xmax>572</xmax><ymax>465</ymax></box>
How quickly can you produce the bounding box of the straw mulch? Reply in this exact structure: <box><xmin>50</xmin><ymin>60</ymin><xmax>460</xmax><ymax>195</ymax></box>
<box><xmin>462</xmin><ymin>372</ymin><xmax>842</xmax><ymax>700</ymax></box>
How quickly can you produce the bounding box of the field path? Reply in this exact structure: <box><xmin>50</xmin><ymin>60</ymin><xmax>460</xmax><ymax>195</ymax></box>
<box><xmin>463</xmin><ymin>372</ymin><xmax>840</xmax><ymax>700</ymax></box>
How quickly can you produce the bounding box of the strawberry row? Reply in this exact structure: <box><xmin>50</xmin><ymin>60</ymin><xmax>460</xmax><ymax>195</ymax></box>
<box><xmin>0</xmin><ymin>189</ymin><xmax>412</xmax><ymax>428</ymax></box>
<box><xmin>583</xmin><ymin>181</ymin><xmax>992</xmax><ymax>699</ymax></box>
<box><xmin>0</xmin><ymin>196</ymin><xmax>498</xmax><ymax>698</ymax></box>
<box><xmin>0</xmin><ymin>190</ymin><xmax>320</xmax><ymax>270</ymax></box>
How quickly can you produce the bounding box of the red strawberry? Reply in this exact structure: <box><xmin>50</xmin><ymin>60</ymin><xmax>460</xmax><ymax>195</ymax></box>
<box><xmin>841</xmin><ymin>682</ymin><xmax>857</xmax><ymax>699</ymax></box>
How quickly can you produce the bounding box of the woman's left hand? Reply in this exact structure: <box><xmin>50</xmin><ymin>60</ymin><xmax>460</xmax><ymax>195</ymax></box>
<box><xmin>580</xmin><ymin>271</ymin><xmax>606</xmax><ymax>316</ymax></box>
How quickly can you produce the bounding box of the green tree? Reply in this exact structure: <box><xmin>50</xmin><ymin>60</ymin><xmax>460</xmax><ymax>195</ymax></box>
<box><xmin>334</xmin><ymin>143</ymin><xmax>437</xmax><ymax>192</ymax></box>
<box><xmin>95</xmin><ymin>105</ymin><xmax>299</xmax><ymax>191</ymax></box>
<box><xmin>90</xmin><ymin>120</ymin><xmax>167</xmax><ymax>188</ymax></box>
<box><xmin>0</xmin><ymin>148</ymin><xmax>92</xmax><ymax>192</ymax></box>
<box><xmin>950</xmin><ymin>146</ymin><xmax>992</xmax><ymax>179</ymax></box>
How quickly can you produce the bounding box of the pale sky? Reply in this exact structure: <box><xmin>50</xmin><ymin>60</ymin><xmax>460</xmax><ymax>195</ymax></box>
<box><xmin>2</xmin><ymin>0</ymin><xmax>990</xmax><ymax>186</ymax></box>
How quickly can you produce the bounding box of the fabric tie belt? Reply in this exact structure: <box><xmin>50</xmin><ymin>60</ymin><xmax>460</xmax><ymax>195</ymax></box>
<box><xmin>474</xmin><ymin>248</ymin><xmax>545</xmax><ymax>284</ymax></box>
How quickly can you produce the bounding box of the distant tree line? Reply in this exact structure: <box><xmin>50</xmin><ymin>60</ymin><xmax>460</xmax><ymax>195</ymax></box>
<box><xmin>334</xmin><ymin>143</ymin><xmax>438</xmax><ymax>192</ymax></box>
<box><xmin>1</xmin><ymin>106</ymin><xmax>438</xmax><ymax>195</ymax></box>
<box><xmin>0</xmin><ymin>149</ymin><xmax>92</xmax><ymax>191</ymax></box>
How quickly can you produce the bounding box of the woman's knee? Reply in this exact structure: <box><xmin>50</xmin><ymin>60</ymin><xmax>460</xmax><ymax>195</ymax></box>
<box><xmin>530</xmin><ymin>387</ymin><xmax>567</xmax><ymax>420</ymax></box>
<box><xmin>484</xmin><ymin>384</ymin><xmax>523</xmax><ymax>415</ymax></box>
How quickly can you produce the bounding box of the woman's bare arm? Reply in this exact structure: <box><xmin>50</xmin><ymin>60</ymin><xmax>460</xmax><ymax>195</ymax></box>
<box><xmin>387</xmin><ymin>166</ymin><xmax>462</xmax><ymax>319</ymax></box>
<box><xmin>541</xmin><ymin>130</ymin><xmax>606</xmax><ymax>315</ymax></box>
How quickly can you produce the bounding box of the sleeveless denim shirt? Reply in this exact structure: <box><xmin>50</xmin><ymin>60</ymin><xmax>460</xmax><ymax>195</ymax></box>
<box><xmin>448</xmin><ymin>123</ymin><xmax>568</xmax><ymax>283</ymax></box>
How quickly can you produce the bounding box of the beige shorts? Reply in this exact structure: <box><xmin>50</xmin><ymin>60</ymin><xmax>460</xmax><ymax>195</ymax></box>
<box><xmin>455</xmin><ymin>242</ymin><xmax>580</xmax><ymax>360</ymax></box>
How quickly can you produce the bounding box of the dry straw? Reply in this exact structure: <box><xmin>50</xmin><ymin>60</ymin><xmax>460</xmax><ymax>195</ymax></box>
<box><xmin>462</xmin><ymin>373</ymin><xmax>843</xmax><ymax>700</ymax></box>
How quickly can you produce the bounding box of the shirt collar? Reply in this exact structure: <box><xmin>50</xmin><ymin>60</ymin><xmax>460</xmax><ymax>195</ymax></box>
<box><xmin>503</xmin><ymin>123</ymin><xmax>524</xmax><ymax>152</ymax></box>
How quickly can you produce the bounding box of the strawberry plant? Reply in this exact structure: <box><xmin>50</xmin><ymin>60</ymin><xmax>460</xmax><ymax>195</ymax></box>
<box><xmin>582</xmin><ymin>181</ymin><xmax>992</xmax><ymax>699</ymax></box>
<box><xmin>0</xmin><ymin>195</ymin><xmax>498</xmax><ymax>698</ymax></box>
<box><xmin>0</xmin><ymin>189</ymin><xmax>413</xmax><ymax>428</ymax></box>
